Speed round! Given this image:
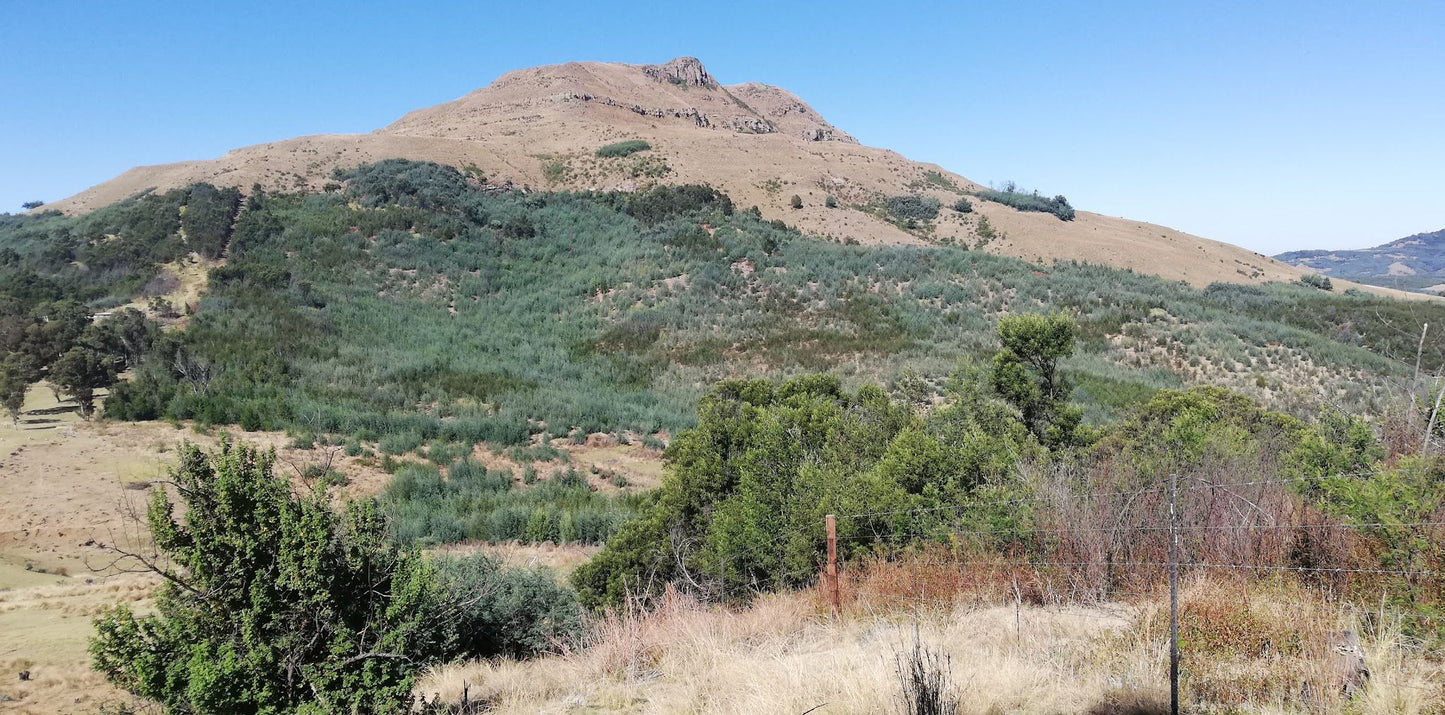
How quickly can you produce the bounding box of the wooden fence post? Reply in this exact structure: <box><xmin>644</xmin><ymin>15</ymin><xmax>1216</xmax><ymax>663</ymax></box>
<box><xmin>826</xmin><ymin>514</ymin><xmax>839</xmax><ymax>618</ymax></box>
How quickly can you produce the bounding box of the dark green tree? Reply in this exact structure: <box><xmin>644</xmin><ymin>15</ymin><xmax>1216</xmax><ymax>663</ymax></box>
<box><xmin>81</xmin><ymin>307</ymin><xmax>158</xmax><ymax>369</ymax></box>
<box><xmin>573</xmin><ymin>376</ymin><xmax>914</xmax><ymax>606</ymax></box>
<box><xmin>90</xmin><ymin>439</ymin><xmax>454</xmax><ymax>713</ymax></box>
<box><xmin>49</xmin><ymin>346</ymin><xmax>116</xmax><ymax>417</ymax></box>
<box><xmin>21</xmin><ymin>299</ymin><xmax>89</xmax><ymax>366</ymax></box>
<box><xmin>0</xmin><ymin>352</ymin><xmax>38</xmax><ymax>425</ymax></box>
<box><xmin>988</xmin><ymin>312</ymin><xmax>1082</xmax><ymax>447</ymax></box>
<box><xmin>790</xmin><ymin>194</ymin><xmax>803</xmax><ymax>209</ymax></box>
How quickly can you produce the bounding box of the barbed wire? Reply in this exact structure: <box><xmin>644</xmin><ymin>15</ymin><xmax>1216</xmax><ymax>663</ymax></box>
<box><xmin>827</xmin><ymin>468</ymin><xmax>1396</xmax><ymax>524</ymax></box>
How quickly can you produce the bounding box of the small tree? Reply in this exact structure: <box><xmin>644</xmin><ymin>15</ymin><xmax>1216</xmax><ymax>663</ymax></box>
<box><xmin>790</xmin><ymin>194</ymin><xmax>803</xmax><ymax>210</ymax></box>
<box><xmin>0</xmin><ymin>352</ymin><xmax>38</xmax><ymax>425</ymax></box>
<box><xmin>90</xmin><ymin>440</ymin><xmax>455</xmax><ymax>712</ymax></box>
<box><xmin>951</xmin><ymin>197</ymin><xmax>972</xmax><ymax>213</ymax></box>
<box><xmin>48</xmin><ymin>347</ymin><xmax>116</xmax><ymax>417</ymax></box>
<box><xmin>1299</xmin><ymin>273</ymin><xmax>1334</xmax><ymax>291</ymax></box>
<box><xmin>989</xmin><ymin>313</ymin><xmax>1083</xmax><ymax>446</ymax></box>
<box><xmin>21</xmin><ymin>200</ymin><xmax>44</xmax><ymax>210</ymax></box>
<box><xmin>825</xmin><ymin>195</ymin><xmax>838</xmax><ymax>208</ymax></box>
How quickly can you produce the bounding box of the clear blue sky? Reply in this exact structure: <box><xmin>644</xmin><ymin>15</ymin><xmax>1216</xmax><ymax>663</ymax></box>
<box><xmin>2</xmin><ymin>1</ymin><xmax>1441</xmax><ymax>254</ymax></box>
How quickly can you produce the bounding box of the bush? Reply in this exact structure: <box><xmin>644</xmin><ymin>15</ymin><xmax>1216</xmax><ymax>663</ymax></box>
<box><xmin>383</xmin><ymin>461</ymin><xmax>642</xmax><ymax>546</ymax></box>
<box><xmin>884</xmin><ymin>195</ymin><xmax>941</xmax><ymax>222</ymax></box>
<box><xmin>825</xmin><ymin>195</ymin><xmax>838</xmax><ymax>209</ymax></box>
<box><xmin>89</xmin><ymin>440</ymin><xmax>453</xmax><ymax>712</ymax></box>
<box><xmin>625</xmin><ymin>184</ymin><xmax>733</xmax><ymax>225</ymax></box>
<box><xmin>433</xmin><ymin>553</ymin><xmax>583</xmax><ymax>659</ymax></box>
<box><xmin>380</xmin><ymin>431</ymin><xmax>424</xmax><ymax>455</ymax></box>
<box><xmin>1299</xmin><ymin>273</ymin><xmax>1333</xmax><ymax>291</ymax></box>
<box><xmin>595</xmin><ymin>140</ymin><xmax>652</xmax><ymax>158</ymax></box>
<box><xmin>790</xmin><ymin>194</ymin><xmax>803</xmax><ymax>210</ymax></box>
<box><xmin>951</xmin><ymin>197</ymin><xmax>972</xmax><ymax>213</ymax></box>
<box><xmin>973</xmin><ymin>187</ymin><xmax>1074</xmax><ymax>221</ymax></box>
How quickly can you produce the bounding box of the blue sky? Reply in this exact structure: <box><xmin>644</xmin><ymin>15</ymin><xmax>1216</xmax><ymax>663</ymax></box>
<box><xmin>2</xmin><ymin>1</ymin><xmax>1440</xmax><ymax>254</ymax></box>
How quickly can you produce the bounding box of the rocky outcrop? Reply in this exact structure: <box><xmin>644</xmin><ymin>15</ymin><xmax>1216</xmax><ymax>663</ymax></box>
<box><xmin>558</xmin><ymin>93</ymin><xmax>776</xmax><ymax>134</ymax></box>
<box><xmin>643</xmin><ymin>57</ymin><xmax>717</xmax><ymax>88</ymax></box>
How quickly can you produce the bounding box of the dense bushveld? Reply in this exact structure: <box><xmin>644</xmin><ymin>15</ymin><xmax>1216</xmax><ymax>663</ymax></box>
<box><xmin>573</xmin><ymin>353</ymin><xmax>1445</xmax><ymax>640</ymax></box>
<box><xmin>5</xmin><ymin>160</ymin><xmax>1444</xmax><ymax>445</ymax></box>
<box><xmin>3</xmin><ymin>162</ymin><xmax>1442</xmax><ymax>708</ymax></box>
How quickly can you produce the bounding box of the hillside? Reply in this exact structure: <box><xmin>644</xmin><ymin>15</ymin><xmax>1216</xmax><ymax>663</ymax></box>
<box><xmin>6</xmin><ymin>163</ymin><xmax>1445</xmax><ymax>712</ymax></box>
<box><xmin>1277</xmin><ymin>228</ymin><xmax>1445</xmax><ymax>293</ymax></box>
<box><xmin>45</xmin><ymin>57</ymin><xmax>1313</xmax><ymax>289</ymax></box>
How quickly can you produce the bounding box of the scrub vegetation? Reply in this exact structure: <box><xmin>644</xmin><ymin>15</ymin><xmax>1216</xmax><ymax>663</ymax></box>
<box><xmin>3</xmin><ymin>160</ymin><xmax>1444</xmax><ymax>711</ymax></box>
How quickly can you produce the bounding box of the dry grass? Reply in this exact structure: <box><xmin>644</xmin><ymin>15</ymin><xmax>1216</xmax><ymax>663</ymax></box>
<box><xmin>0</xmin><ymin>574</ymin><xmax>155</xmax><ymax>713</ymax></box>
<box><xmin>417</xmin><ymin>574</ymin><xmax>1444</xmax><ymax>714</ymax></box>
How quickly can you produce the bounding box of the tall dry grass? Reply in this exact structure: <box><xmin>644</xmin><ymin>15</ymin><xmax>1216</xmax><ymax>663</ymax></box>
<box><xmin>417</xmin><ymin>571</ymin><xmax>1443</xmax><ymax>714</ymax></box>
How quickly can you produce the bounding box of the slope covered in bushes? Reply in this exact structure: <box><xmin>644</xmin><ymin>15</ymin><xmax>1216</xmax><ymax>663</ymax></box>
<box><xmin>2</xmin><ymin>160</ymin><xmax>1442</xmax><ymax>448</ymax></box>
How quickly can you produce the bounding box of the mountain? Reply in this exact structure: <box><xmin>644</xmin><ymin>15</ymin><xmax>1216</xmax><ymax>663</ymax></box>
<box><xmin>1276</xmin><ymin>229</ymin><xmax>1445</xmax><ymax>293</ymax></box>
<box><xmin>47</xmin><ymin>56</ymin><xmax>1309</xmax><ymax>289</ymax></box>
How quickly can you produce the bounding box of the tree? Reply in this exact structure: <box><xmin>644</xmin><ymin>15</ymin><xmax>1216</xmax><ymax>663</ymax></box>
<box><xmin>48</xmin><ymin>347</ymin><xmax>116</xmax><ymax>417</ymax></box>
<box><xmin>21</xmin><ymin>299</ymin><xmax>89</xmax><ymax>366</ymax></box>
<box><xmin>573</xmin><ymin>376</ymin><xmax>913</xmax><ymax>607</ymax></box>
<box><xmin>988</xmin><ymin>312</ymin><xmax>1083</xmax><ymax>446</ymax></box>
<box><xmin>0</xmin><ymin>352</ymin><xmax>38</xmax><ymax>425</ymax></box>
<box><xmin>790</xmin><ymin>194</ymin><xmax>803</xmax><ymax>210</ymax></box>
<box><xmin>81</xmin><ymin>307</ymin><xmax>157</xmax><ymax>368</ymax></box>
<box><xmin>21</xmin><ymin>200</ymin><xmax>44</xmax><ymax>210</ymax></box>
<box><xmin>90</xmin><ymin>439</ymin><xmax>455</xmax><ymax>713</ymax></box>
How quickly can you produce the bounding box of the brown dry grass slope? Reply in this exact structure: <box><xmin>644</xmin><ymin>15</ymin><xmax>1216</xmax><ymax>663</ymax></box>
<box><xmin>43</xmin><ymin>56</ymin><xmax>1373</xmax><ymax>292</ymax></box>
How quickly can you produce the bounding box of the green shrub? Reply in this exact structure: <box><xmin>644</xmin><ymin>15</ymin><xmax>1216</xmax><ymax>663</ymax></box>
<box><xmin>951</xmin><ymin>197</ymin><xmax>972</xmax><ymax>213</ymax></box>
<box><xmin>973</xmin><ymin>187</ymin><xmax>1074</xmax><ymax>220</ymax></box>
<box><xmin>1299</xmin><ymin>273</ymin><xmax>1334</xmax><ymax>291</ymax></box>
<box><xmin>380</xmin><ymin>431</ymin><xmax>423</xmax><ymax>455</ymax></box>
<box><xmin>433</xmin><ymin>553</ymin><xmax>583</xmax><ymax>659</ymax></box>
<box><xmin>595</xmin><ymin>140</ymin><xmax>652</xmax><ymax>158</ymax></box>
<box><xmin>90</xmin><ymin>440</ymin><xmax>453</xmax><ymax>712</ymax></box>
<box><xmin>384</xmin><ymin>462</ymin><xmax>642</xmax><ymax>546</ymax></box>
<box><xmin>884</xmin><ymin>195</ymin><xmax>941</xmax><ymax>221</ymax></box>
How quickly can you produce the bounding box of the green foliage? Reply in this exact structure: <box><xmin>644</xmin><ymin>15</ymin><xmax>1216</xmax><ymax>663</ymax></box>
<box><xmin>1298</xmin><ymin>273</ymin><xmax>1334</xmax><ymax>291</ymax></box>
<box><xmin>951</xmin><ymin>197</ymin><xmax>973</xmax><ymax>213</ymax></box>
<box><xmin>974</xmin><ymin>186</ymin><xmax>1075</xmax><ymax>221</ymax></box>
<box><xmin>383</xmin><ymin>461</ymin><xmax>643</xmax><ymax>546</ymax></box>
<box><xmin>884</xmin><ymin>195</ymin><xmax>942</xmax><ymax>222</ymax></box>
<box><xmin>624</xmin><ymin>183</ymin><xmax>733</xmax><ymax>225</ymax></box>
<box><xmin>6</xmin><ymin>159</ymin><xmax>1439</xmax><ymax>464</ymax></box>
<box><xmin>89</xmin><ymin>439</ymin><xmax>454</xmax><ymax>712</ymax></box>
<box><xmin>595</xmin><ymin>140</ymin><xmax>652</xmax><ymax>158</ymax></box>
<box><xmin>432</xmin><ymin>553</ymin><xmax>583</xmax><ymax>659</ymax></box>
<box><xmin>0</xmin><ymin>351</ymin><xmax>37</xmax><ymax>423</ymax></box>
<box><xmin>50</xmin><ymin>346</ymin><xmax>116</xmax><ymax>417</ymax></box>
<box><xmin>790</xmin><ymin>194</ymin><xmax>803</xmax><ymax>210</ymax></box>
<box><xmin>572</xmin><ymin>373</ymin><xmax>1043</xmax><ymax>607</ymax></box>
<box><xmin>989</xmin><ymin>313</ymin><xmax>1083</xmax><ymax>446</ymax></box>
<box><xmin>824</xmin><ymin>195</ymin><xmax>838</xmax><ymax>209</ymax></box>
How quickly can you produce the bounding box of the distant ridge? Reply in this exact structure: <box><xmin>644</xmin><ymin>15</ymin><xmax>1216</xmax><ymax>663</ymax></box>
<box><xmin>1276</xmin><ymin>229</ymin><xmax>1445</xmax><ymax>288</ymax></box>
<box><xmin>39</xmin><ymin>56</ymin><xmax>1386</xmax><ymax>291</ymax></box>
